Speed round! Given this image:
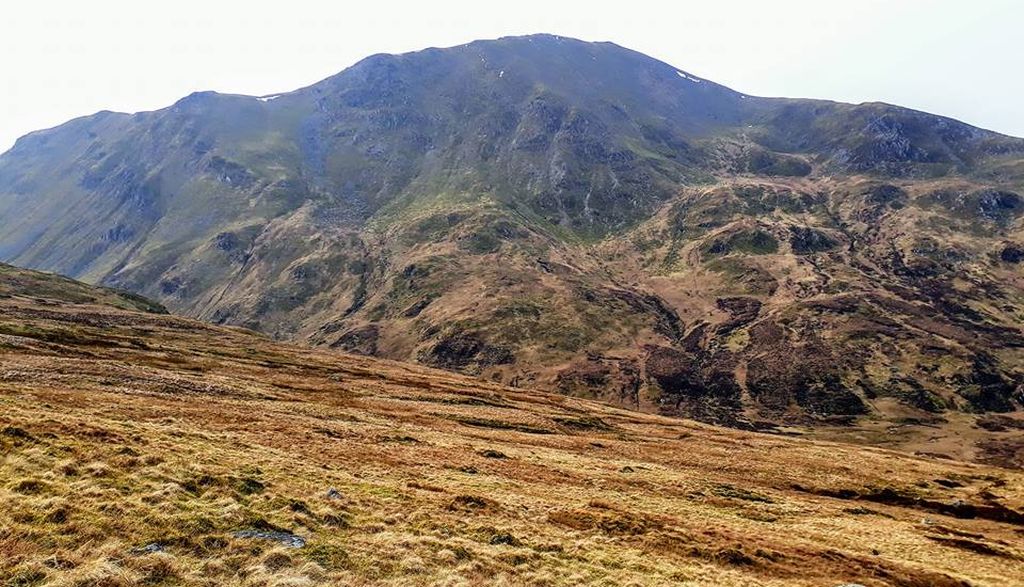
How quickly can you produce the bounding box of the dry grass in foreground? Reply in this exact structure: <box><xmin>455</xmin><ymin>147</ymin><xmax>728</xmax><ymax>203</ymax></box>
<box><xmin>1</xmin><ymin>270</ymin><xmax>1023</xmax><ymax>586</ymax></box>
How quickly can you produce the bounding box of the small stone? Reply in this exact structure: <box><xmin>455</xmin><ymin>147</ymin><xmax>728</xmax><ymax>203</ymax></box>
<box><xmin>326</xmin><ymin>487</ymin><xmax>343</xmax><ymax>500</ymax></box>
<box><xmin>131</xmin><ymin>543</ymin><xmax>164</xmax><ymax>555</ymax></box>
<box><xmin>233</xmin><ymin>530</ymin><xmax>306</xmax><ymax>549</ymax></box>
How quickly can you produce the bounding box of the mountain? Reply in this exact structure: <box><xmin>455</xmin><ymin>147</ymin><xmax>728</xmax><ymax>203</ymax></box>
<box><xmin>2</xmin><ymin>34</ymin><xmax>1024</xmax><ymax>435</ymax></box>
<box><xmin>2</xmin><ymin>264</ymin><xmax>1023</xmax><ymax>586</ymax></box>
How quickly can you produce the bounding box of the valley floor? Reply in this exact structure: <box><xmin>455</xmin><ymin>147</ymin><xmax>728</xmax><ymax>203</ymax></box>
<box><xmin>2</xmin><ymin>295</ymin><xmax>1024</xmax><ymax>586</ymax></box>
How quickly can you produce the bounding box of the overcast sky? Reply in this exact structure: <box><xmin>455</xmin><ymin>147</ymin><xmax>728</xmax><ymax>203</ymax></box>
<box><xmin>2</xmin><ymin>0</ymin><xmax>1021</xmax><ymax>152</ymax></box>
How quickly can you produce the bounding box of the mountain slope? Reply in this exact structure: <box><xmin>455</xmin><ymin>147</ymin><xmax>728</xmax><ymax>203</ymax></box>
<box><xmin>0</xmin><ymin>262</ymin><xmax>166</xmax><ymax>313</ymax></box>
<box><xmin>1</xmin><ymin>34</ymin><xmax>1024</xmax><ymax>432</ymax></box>
<box><xmin>2</xmin><ymin>265</ymin><xmax>1024</xmax><ymax>586</ymax></box>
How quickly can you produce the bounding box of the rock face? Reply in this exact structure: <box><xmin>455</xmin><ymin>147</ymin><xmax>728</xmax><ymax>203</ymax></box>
<box><xmin>1</xmin><ymin>34</ymin><xmax>1024</xmax><ymax>429</ymax></box>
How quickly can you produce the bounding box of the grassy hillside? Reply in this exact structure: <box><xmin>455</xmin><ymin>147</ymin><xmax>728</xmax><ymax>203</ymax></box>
<box><xmin>2</xmin><ymin>266</ymin><xmax>1024</xmax><ymax>586</ymax></box>
<box><xmin>0</xmin><ymin>263</ymin><xmax>166</xmax><ymax>314</ymax></box>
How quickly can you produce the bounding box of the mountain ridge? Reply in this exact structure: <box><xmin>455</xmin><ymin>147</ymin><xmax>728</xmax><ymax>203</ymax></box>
<box><xmin>11</xmin><ymin>34</ymin><xmax>1023</xmax><ymax>158</ymax></box>
<box><xmin>2</xmin><ymin>34</ymin><xmax>1023</xmax><ymax>439</ymax></box>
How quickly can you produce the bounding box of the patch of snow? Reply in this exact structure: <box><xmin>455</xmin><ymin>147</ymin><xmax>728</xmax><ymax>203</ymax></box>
<box><xmin>676</xmin><ymin>71</ymin><xmax>702</xmax><ymax>83</ymax></box>
<box><xmin>258</xmin><ymin>94</ymin><xmax>282</xmax><ymax>102</ymax></box>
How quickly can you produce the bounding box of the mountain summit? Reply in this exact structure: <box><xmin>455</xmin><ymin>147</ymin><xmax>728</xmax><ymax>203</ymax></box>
<box><xmin>2</xmin><ymin>35</ymin><xmax>1023</xmax><ymax>439</ymax></box>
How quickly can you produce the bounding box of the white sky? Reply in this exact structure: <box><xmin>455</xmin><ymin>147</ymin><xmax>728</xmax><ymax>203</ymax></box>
<box><xmin>2</xmin><ymin>0</ymin><xmax>1021</xmax><ymax>152</ymax></box>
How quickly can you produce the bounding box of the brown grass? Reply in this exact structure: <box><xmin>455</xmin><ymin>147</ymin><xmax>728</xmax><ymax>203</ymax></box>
<box><xmin>1</xmin><ymin>295</ymin><xmax>1023</xmax><ymax>586</ymax></box>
